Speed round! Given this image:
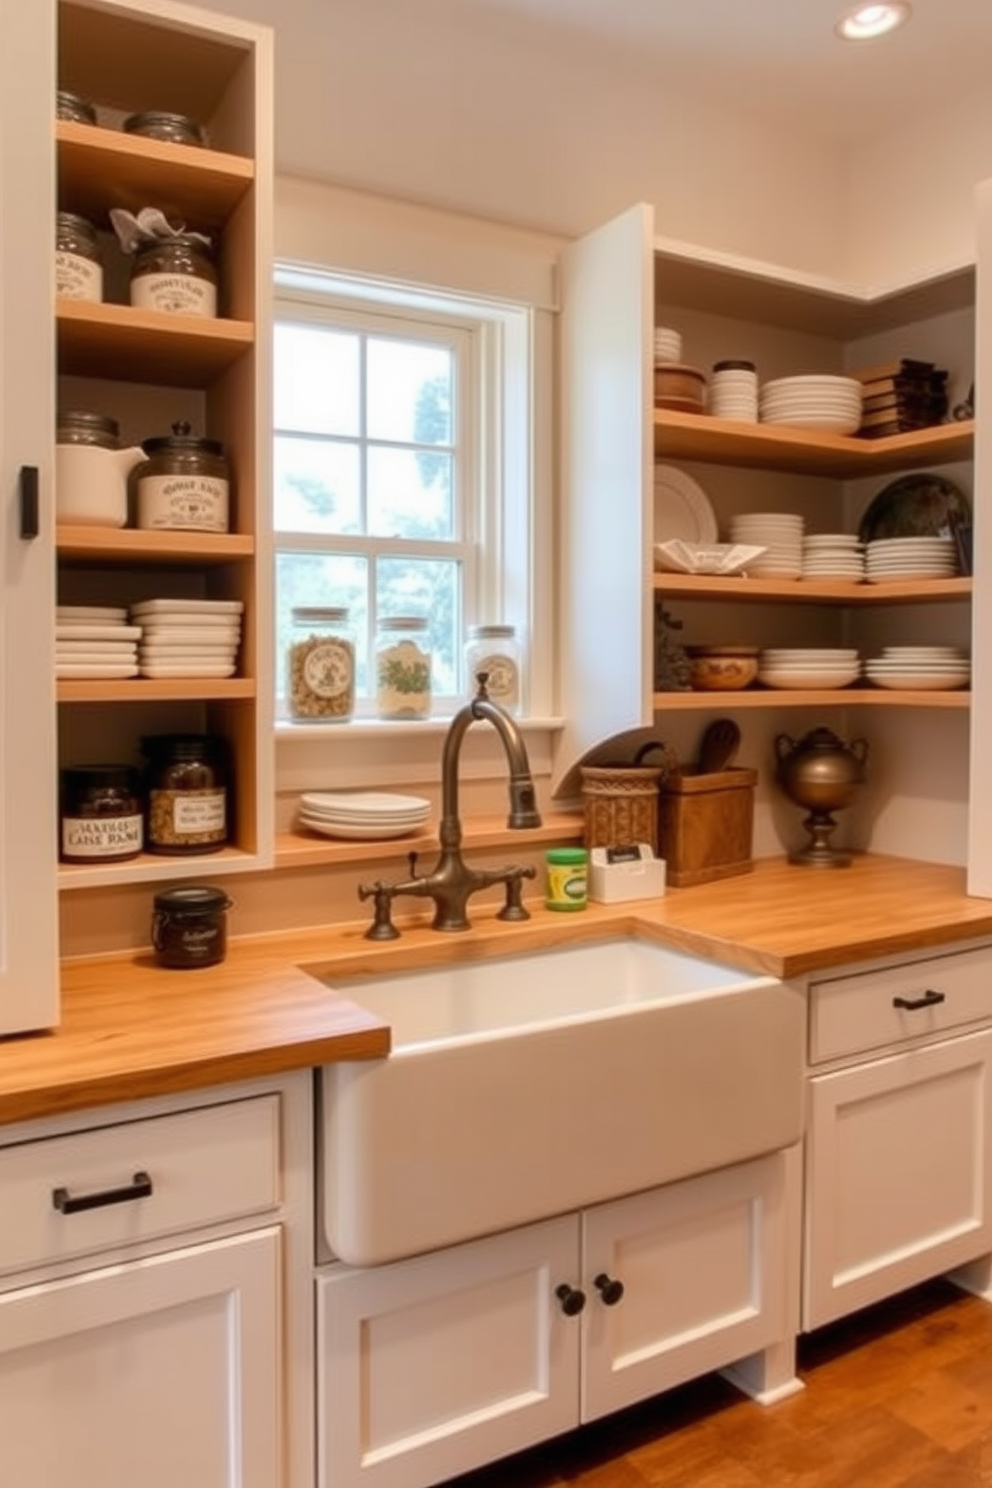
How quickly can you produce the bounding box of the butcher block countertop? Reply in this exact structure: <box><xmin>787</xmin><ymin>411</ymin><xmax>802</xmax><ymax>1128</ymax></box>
<box><xmin>3</xmin><ymin>853</ymin><xmax>992</xmax><ymax>1126</ymax></box>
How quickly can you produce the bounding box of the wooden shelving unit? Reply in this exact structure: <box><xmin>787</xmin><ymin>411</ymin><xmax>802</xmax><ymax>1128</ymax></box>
<box><xmin>654</xmin><ymin>689</ymin><xmax>970</xmax><ymax>711</ymax></box>
<box><xmin>654</xmin><ymin>574</ymin><xmax>972</xmax><ymax>606</ymax></box>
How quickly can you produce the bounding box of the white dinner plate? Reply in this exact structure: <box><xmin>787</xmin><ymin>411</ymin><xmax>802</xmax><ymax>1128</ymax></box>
<box><xmin>298</xmin><ymin>815</ymin><xmax>429</xmax><ymax>841</ymax></box>
<box><xmin>301</xmin><ymin>790</ymin><xmax>431</xmax><ymax>816</ymax></box>
<box><xmin>55</xmin><ymin>663</ymin><xmax>139</xmax><ymax>678</ymax></box>
<box><xmin>130</xmin><ymin>598</ymin><xmax>244</xmax><ymax>616</ymax></box>
<box><xmin>653</xmin><ymin>465</ymin><xmax>718</xmax><ymax>545</ymax></box>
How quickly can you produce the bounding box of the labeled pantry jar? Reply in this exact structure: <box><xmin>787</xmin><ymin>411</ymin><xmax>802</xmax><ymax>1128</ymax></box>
<box><xmin>135</xmin><ymin>421</ymin><xmax>230</xmax><ymax>532</ymax></box>
<box><xmin>465</xmin><ymin>624</ymin><xmax>521</xmax><ymax>714</ymax></box>
<box><xmin>143</xmin><ymin>733</ymin><xmax>229</xmax><ymax>855</ymax></box>
<box><xmin>151</xmin><ymin>885</ymin><xmax>232</xmax><ymax>970</ymax></box>
<box><xmin>287</xmin><ymin>606</ymin><xmax>356</xmax><ymax>723</ymax></box>
<box><xmin>130</xmin><ymin>232</ymin><xmax>218</xmax><ymax>318</ymax></box>
<box><xmin>60</xmin><ymin>765</ymin><xmax>143</xmax><ymax>864</ymax></box>
<box><xmin>56</xmin><ymin>211</ymin><xmax>103</xmax><ymax>303</ymax></box>
<box><xmin>375</xmin><ymin>616</ymin><xmax>432</xmax><ymax>720</ymax></box>
<box><xmin>123</xmin><ymin>110</ymin><xmax>206</xmax><ymax>147</ymax></box>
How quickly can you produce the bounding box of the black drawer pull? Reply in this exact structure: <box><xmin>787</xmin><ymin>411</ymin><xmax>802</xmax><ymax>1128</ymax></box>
<box><xmin>52</xmin><ymin>1170</ymin><xmax>153</xmax><ymax>1215</ymax></box>
<box><xmin>892</xmin><ymin>989</ymin><xmax>946</xmax><ymax>1012</ymax></box>
<box><xmin>19</xmin><ymin>465</ymin><xmax>39</xmax><ymax>540</ymax></box>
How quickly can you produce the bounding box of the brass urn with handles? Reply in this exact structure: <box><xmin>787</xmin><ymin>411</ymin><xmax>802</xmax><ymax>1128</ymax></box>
<box><xmin>774</xmin><ymin>726</ymin><xmax>869</xmax><ymax>867</ymax></box>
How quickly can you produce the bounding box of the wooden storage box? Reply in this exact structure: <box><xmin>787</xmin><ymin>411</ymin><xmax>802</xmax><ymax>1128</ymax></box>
<box><xmin>658</xmin><ymin>767</ymin><xmax>757</xmax><ymax>887</ymax></box>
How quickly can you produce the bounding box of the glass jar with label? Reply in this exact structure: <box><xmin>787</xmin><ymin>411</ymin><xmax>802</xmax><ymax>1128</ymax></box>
<box><xmin>135</xmin><ymin>421</ymin><xmax>230</xmax><ymax>532</ymax></box>
<box><xmin>130</xmin><ymin>232</ymin><xmax>218</xmax><ymax>318</ymax></box>
<box><xmin>465</xmin><ymin>624</ymin><xmax>521</xmax><ymax>714</ymax></box>
<box><xmin>288</xmin><ymin>607</ymin><xmax>356</xmax><ymax>723</ymax></box>
<box><xmin>56</xmin><ymin>211</ymin><xmax>103</xmax><ymax>303</ymax></box>
<box><xmin>142</xmin><ymin>733</ymin><xmax>229</xmax><ymax>855</ymax></box>
<box><xmin>375</xmin><ymin>616</ymin><xmax>432</xmax><ymax>720</ymax></box>
<box><xmin>60</xmin><ymin>765</ymin><xmax>143</xmax><ymax>864</ymax></box>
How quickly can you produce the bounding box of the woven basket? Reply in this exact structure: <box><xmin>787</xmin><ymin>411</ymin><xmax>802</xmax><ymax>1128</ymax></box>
<box><xmin>580</xmin><ymin>765</ymin><xmax>663</xmax><ymax>853</ymax></box>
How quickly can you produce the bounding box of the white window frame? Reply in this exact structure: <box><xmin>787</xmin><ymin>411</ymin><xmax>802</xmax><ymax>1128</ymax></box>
<box><xmin>272</xmin><ymin>264</ymin><xmax>549</xmax><ymax>752</ymax></box>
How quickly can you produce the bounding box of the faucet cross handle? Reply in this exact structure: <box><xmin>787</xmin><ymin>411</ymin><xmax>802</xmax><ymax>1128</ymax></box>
<box><xmin>497</xmin><ymin>865</ymin><xmax>537</xmax><ymax>922</ymax></box>
<box><xmin>357</xmin><ymin>880</ymin><xmax>401</xmax><ymax>941</ymax></box>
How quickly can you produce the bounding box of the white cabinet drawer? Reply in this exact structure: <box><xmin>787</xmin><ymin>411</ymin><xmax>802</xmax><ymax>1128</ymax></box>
<box><xmin>809</xmin><ymin>945</ymin><xmax>992</xmax><ymax>1065</ymax></box>
<box><xmin>0</xmin><ymin>1095</ymin><xmax>280</xmax><ymax>1277</ymax></box>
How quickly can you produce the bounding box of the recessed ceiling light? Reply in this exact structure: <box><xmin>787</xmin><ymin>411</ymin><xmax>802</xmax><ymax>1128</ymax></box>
<box><xmin>834</xmin><ymin>3</ymin><xmax>912</xmax><ymax>41</ymax></box>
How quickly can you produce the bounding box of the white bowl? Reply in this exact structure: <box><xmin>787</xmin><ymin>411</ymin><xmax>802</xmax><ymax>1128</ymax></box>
<box><xmin>758</xmin><ymin>669</ymin><xmax>860</xmax><ymax>690</ymax></box>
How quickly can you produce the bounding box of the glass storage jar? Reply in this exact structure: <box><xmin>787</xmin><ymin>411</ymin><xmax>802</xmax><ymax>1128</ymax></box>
<box><xmin>375</xmin><ymin>616</ymin><xmax>432</xmax><ymax>720</ymax></box>
<box><xmin>151</xmin><ymin>885</ymin><xmax>232</xmax><ymax>970</ymax></box>
<box><xmin>130</xmin><ymin>232</ymin><xmax>217</xmax><ymax>318</ymax></box>
<box><xmin>135</xmin><ymin>421</ymin><xmax>230</xmax><ymax>532</ymax></box>
<box><xmin>56</xmin><ymin>90</ymin><xmax>97</xmax><ymax>124</ymax></box>
<box><xmin>142</xmin><ymin>733</ymin><xmax>229</xmax><ymax>855</ymax></box>
<box><xmin>465</xmin><ymin>624</ymin><xmax>521</xmax><ymax>714</ymax></box>
<box><xmin>287</xmin><ymin>606</ymin><xmax>356</xmax><ymax>723</ymax></box>
<box><xmin>60</xmin><ymin>765</ymin><xmax>143</xmax><ymax>864</ymax></box>
<box><xmin>56</xmin><ymin>211</ymin><xmax>103</xmax><ymax>303</ymax></box>
<box><xmin>123</xmin><ymin>110</ymin><xmax>205</xmax><ymax>147</ymax></box>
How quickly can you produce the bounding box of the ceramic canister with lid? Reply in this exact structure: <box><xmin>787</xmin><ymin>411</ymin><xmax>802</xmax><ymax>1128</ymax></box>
<box><xmin>135</xmin><ymin>421</ymin><xmax>230</xmax><ymax>532</ymax></box>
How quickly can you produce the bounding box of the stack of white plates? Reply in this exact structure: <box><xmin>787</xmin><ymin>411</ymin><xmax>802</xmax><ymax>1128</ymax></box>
<box><xmin>297</xmin><ymin>791</ymin><xmax>432</xmax><ymax>841</ymax></box>
<box><xmin>864</xmin><ymin>537</ymin><xmax>958</xmax><ymax>583</ymax></box>
<box><xmin>708</xmin><ymin>362</ymin><xmax>759</xmax><ymax>422</ymax></box>
<box><xmin>758</xmin><ymin>647</ymin><xmax>861</xmax><ymax>690</ymax></box>
<box><xmin>759</xmin><ymin>375</ymin><xmax>863</xmax><ymax>434</ymax></box>
<box><xmin>864</xmin><ymin>646</ymin><xmax>970</xmax><ymax>692</ymax></box>
<box><xmin>653</xmin><ymin>326</ymin><xmax>683</xmax><ymax>364</ymax></box>
<box><xmin>801</xmin><ymin>533</ymin><xmax>865</xmax><ymax>581</ymax></box>
<box><xmin>730</xmin><ymin>512</ymin><xmax>804</xmax><ymax>579</ymax></box>
<box><xmin>131</xmin><ymin>598</ymin><xmax>243</xmax><ymax>678</ymax></box>
<box><xmin>56</xmin><ymin>606</ymin><xmax>140</xmax><ymax>678</ymax></box>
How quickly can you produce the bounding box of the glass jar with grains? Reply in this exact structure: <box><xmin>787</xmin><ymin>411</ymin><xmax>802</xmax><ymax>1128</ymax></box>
<box><xmin>130</xmin><ymin>232</ymin><xmax>217</xmax><ymax>318</ymax></box>
<box><xmin>56</xmin><ymin>211</ymin><xmax>103</xmax><ymax>303</ymax></box>
<box><xmin>287</xmin><ymin>607</ymin><xmax>356</xmax><ymax>723</ymax></box>
<box><xmin>142</xmin><ymin>733</ymin><xmax>228</xmax><ymax>855</ymax></box>
<box><xmin>375</xmin><ymin>616</ymin><xmax>432</xmax><ymax>720</ymax></box>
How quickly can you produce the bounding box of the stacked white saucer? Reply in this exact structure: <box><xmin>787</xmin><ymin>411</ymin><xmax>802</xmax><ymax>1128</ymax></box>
<box><xmin>131</xmin><ymin>598</ymin><xmax>243</xmax><ymax>678</ymax></box>
<box><xmin>653</xmin><ymin>326</ymin><xmax>683</xmax><ymax>364</ymax></box>
<box><xmin>758</xmin><ymin>647</ymin><xmax>861</xmax><ymax>690</ymax></box>
<box><xmin>56</xmin><ymin>605</ymin><xmax>140</xmax><ymax>678</ymax></box>
<box><xmin>864</xmin><ymin>537</ymin><xmax>957</xmax><ymax>583</ymax></box>
<box><xmin>759</xmin><ymin>374</ymin><xmax>862</xmax><ymax>434</ymax></box>
<box><xmin>864</xmin><ymin>646</ymin><xmax>970</xmax><ymax>692</ymax></box>
<box><xmin>801</xmin><ymin>533</ymin><xmax>866</xmax><ymax>581</ymax></box>
<box><xmin>730</xmin><ymin>512</ymin><xmax>804</xmax><ymax>579</ymax></box>
<box><xmin>297</xmin><ymin>791</ymin><xmax>432</xmax><ymax>841</ymax></box>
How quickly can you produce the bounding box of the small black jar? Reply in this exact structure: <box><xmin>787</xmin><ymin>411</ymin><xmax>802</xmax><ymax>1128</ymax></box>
<box><xmin>151</xmin><ymin>884</ymin><xmax>231</xmax><ymax>969</ymax></box>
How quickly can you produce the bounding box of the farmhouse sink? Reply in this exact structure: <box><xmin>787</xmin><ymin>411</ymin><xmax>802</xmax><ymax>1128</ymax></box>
<box><xmin>318</xmin><ymin>935</ymin><xmax>803</xmax><ymax>1265</ymax></box>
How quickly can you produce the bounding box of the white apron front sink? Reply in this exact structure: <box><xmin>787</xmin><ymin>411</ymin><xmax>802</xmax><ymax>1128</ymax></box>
<box><xmin>317</xmin><ymin>936</ymin><xmax>803</xmax><ymax>1265</ymax></box>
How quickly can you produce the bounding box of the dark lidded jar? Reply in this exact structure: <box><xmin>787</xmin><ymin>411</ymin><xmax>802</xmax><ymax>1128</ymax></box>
<box><xmin>143</xmin><ymin>733</ymin><xmax>229</xmax><ymax>855</ymax></box>
<box><xmin>123</xmin><ymin>110</ymin><xmax>206</xmax><ymax>147</ymax></box>
<box><xmin>56</xmin><ymin>211</ymin><xmax>103</xmax><ymax>303</ymax></box>
<box><xmin>135</xmin><ymin>421</ymin><xmax>230</xmax><ymax>532</ymax></box>
<box><xmin>60</xmin><ymin>765</ymin><xmax>143</xmax><ymax>863</ymax></box>
<box><xmin>130</xmin><ymin>232</ymin><xmax>218</xmax><ymax>318</ymax></box>
<box><xmin>152</xmin><ymin>884</ymin><xmax>231</xmax><ymax>969</ymax></box>
<box><xmin>57</xmin><ymin>90</ymin><xmax>98</xmax><ymax>124</ymax></box>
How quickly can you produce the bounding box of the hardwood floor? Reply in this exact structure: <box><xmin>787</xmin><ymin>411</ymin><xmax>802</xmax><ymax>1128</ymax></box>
<box><xmin>444</xmin><ymin>1280</ymin><xmax>992</xmax><ymax>1487</ymax></box>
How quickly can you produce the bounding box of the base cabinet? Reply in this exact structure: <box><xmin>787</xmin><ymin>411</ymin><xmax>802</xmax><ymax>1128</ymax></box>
<box><xmin>0</xmin><ymin>1227</ymin><xmax>281</xmax><ymax>1488</ymax></box>
<box><xmin>317</xmin><ymin>1151</ymin><xmax>798</xmax><ymax>1488</ymax></box>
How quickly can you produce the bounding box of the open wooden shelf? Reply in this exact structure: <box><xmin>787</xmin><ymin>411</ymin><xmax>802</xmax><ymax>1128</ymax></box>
<box><xmin>654</xmin><ymin>688</ymin><xmax>970</xmax><ymax>710</ymax></box>
<box><xmin>654</xmin><ymin>409</ymin><xmax>974</xmax><ymax>477</ymax></box>
<box><xmin>274</xmin><ymin>811</ymin><xmax>586</xmax><ymax>872</ymax></box>
<box><xmin>57</xmin><ymin>677</ymin><xmax>255</xmax><ymax>703</ymax></box>
<box><xmin>57</xmin><ymin>526</ymin><xmax>255</xmax><ymax>563</ymax></box>
<box><xmin>57</xmin><ymin>120</ymin><xmax>253</xmax><ymax>227</ymax></box>
<box><xmin>654</xmin><ymin>574</ymin><xmax>972</xmax><ymax>605</ymax></box>
<box><xmin>57</xmin><ymin>299</ymin><xmax>253</xmax><ymax>384</ymax></box>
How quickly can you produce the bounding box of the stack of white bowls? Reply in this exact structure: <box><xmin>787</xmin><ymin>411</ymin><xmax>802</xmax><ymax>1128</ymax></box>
<box><xmin>864</xmin><ymin>537</ymin><xmax>958</xmax><ymax>583</ymax></box>
<box><xmin>758</xmin><ymin>648</ymin><xmax>861</xmax><ymax>690</ymax></box>
<box><xmin>653</xmin><ymin>326</ymin><xmax>683</xmax><ymax>364</ymax></box>
<box><xmin>297</xmin><ymin>790</ymin><xmax>431</xmax><ymax>841</ymax></box>
<box><xmin>759</xmin><ymin>375</ymin><xmax>863</xmax><ymax>434</ymax></box>
<box><xmin>730</xmin><ymin>512</ymin><xmax>804</xmax><ymax>579</ymax></box>
<box><xmin>56</xmin><ymin>605</ymin><xmax>140</xmax><ymax>678</ymax></box>
<box><xmin>708</xmin><ymin>360</ymin><xmax>759</xmax><ymax>422</ymax></box>
<box><xmin>864</xmin><ymin>646</ymin><xmax>970</xmax><ymax>691</ymax></box>
<box><xmin>801</xmin><ymin>534</ymin><xmax>865</xmax><ymax>582</ymax></box>
<box><xmin>131</xmin><ymin>598</ymin><xmax>243</xmax><ymax>678</ymax></box>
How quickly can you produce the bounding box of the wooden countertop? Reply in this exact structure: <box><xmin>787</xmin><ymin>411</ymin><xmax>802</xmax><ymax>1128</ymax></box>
<box><xmin>3</xmin><ymin>853</ymin><xmax>992</xmax><ymax>1126</ymax></box>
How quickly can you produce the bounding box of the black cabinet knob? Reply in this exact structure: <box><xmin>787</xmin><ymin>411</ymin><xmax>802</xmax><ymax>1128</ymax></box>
<box><xmin>594</xmin><ymin>1272</ymin><xmax>625</xmax><ymax>1306</ymax></box>
<box><xmin>555</xmin><ymin>1283</ymin><xmax>586</xmax><ymax>1317</ymax></box>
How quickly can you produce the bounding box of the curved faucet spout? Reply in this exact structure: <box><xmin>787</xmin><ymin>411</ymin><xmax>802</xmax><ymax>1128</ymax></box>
<box><xmin>440</xmin><ymin>684</ymin><xmax>541</xmax><ymax>847</ymax></box>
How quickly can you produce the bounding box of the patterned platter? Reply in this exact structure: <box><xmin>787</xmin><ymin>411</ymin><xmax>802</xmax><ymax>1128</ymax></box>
<box><xmin>858</xmin><ymin>472</ymin><xmax>971</xmax><ymax>542</ymax></box>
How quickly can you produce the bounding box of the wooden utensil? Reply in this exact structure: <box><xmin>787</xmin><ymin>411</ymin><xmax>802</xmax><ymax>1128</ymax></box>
<box><xmin>697</xmin><ymin>718</ymin><xmax>741</xmax><ymax>774</ymax></box>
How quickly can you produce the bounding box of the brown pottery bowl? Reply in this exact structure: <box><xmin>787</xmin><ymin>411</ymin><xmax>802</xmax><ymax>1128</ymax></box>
<box><xmin>686</xmin><ymin>646</ymin><xmax>759</xmax><ymax>691</ymax></box>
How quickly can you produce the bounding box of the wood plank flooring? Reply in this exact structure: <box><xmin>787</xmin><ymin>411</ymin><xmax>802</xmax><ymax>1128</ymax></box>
<box><xmin>444</xmin><ymin>1280</ymin><xmax>992</xmax><ymax>1487</ymax></box>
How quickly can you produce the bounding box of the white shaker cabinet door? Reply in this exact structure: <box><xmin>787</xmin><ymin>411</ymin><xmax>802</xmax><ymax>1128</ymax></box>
<box><xmin>0</xmin><ymin>0</ymin><xmax>59</xmax><ymax>1032</ymax></box>
<box><xmin>0</xmin><ymin>1227</ymin><xmax>282</xmax><ymax>1488</ymax></box>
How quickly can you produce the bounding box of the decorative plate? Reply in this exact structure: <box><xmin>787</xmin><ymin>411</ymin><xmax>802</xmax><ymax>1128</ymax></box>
<box><xmin>858</xmin><ymin>473</ymin><xmax>971</xmax><ymax>542</ymax></box>
<box><xmin>653</xmin><ymin>465</ymin><xmax>719</xmax><ymax>545</ymax></box>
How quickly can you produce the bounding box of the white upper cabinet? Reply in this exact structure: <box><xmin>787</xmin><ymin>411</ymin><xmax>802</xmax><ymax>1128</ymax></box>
<box><xmin>0</xmin><ymin>0</ymin><xmax>60</xmax><ymax>1032</ymax></box>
